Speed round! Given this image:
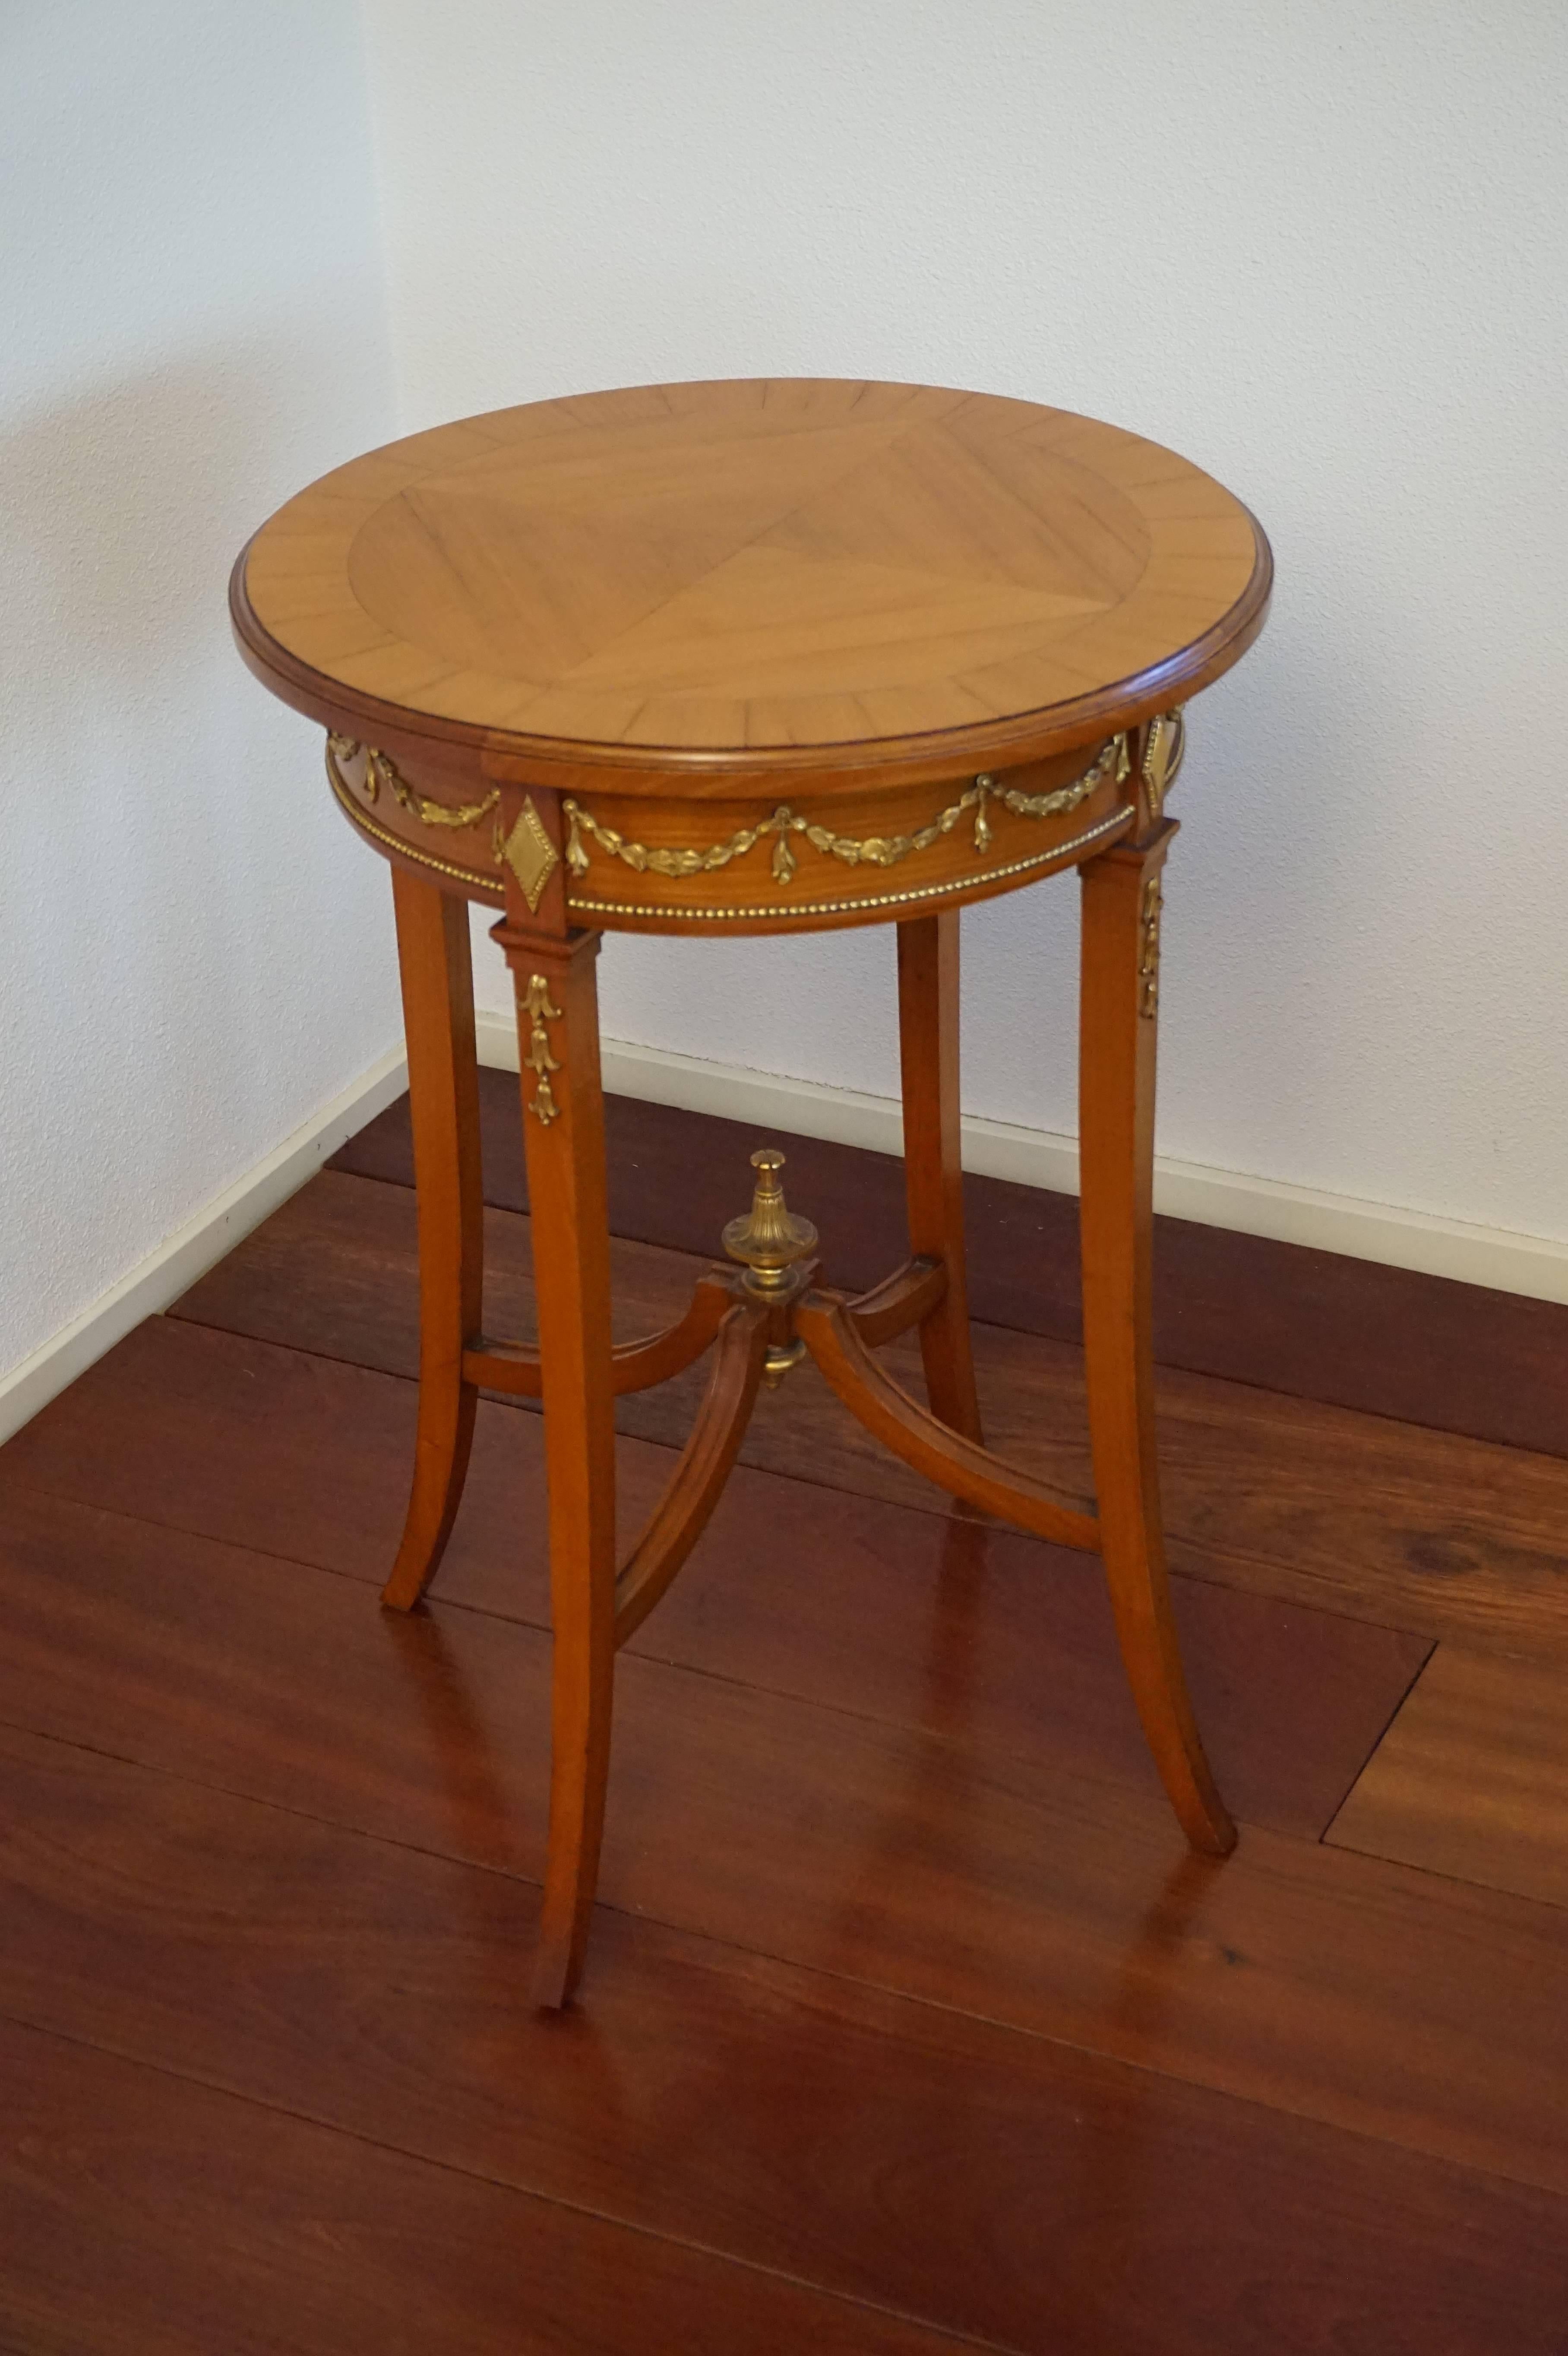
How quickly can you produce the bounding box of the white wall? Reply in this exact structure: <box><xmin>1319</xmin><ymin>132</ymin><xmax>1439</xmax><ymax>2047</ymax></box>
<box><xmin>9</xmin><ymin>0</ymin><xmax>1563</xmax><ymax>1400</ymax></box>
<box><xmin>364</xmin><ymin>0</ymin><xmax>1568</xmax><ymax>1246</ymax></box>
<box><xmin>2</xmin><ymin>2</ymin><xmax>401</xmax><ymax>1380</ymax></box>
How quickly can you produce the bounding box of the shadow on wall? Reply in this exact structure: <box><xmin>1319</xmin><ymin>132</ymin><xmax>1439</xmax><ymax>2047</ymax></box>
<box><xmin>0</xmin><ymin>324</ymin><xmax>396</xmax><ymax>1036</ymax></box>
<box><xmin>3</xmin><ymin>335</ymin><xmax>336</xmax><ymax>698</ymax></box>
<box><xmin>0</xmin><ymin>331</ymin><xmax>400</xmax><ymax>1369</ymax></box>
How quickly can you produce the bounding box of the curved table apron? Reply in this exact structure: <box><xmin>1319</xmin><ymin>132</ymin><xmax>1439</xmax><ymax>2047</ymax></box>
<box><xmin>232</xmin><ymin>377</ymin><xmax>1272</xmax><ymax>2008</ymax></box>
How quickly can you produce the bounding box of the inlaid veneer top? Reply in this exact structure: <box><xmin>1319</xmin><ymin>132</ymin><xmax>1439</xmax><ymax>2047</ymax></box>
<box><xmin>235</xmin><ymin>378</ymin><xmax>1270</xmax><ymax>784</ymax></box>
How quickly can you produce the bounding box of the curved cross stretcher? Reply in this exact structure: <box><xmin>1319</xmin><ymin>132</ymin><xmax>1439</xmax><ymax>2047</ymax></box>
<box><xmin>376</xmin><ymin>877</ymin><xmax>1236</xmax><ymax>2011</ymax></box>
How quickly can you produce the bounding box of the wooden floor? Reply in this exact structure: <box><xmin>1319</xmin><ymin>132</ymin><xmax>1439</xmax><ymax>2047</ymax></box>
<box><xmin>2</xmin><ymin>1076</ymin><xmax>1566</xmax><ymax>2353</ymax></box>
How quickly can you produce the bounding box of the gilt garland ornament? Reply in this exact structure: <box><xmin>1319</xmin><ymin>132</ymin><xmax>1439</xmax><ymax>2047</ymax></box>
<box><xmin>561</xmin><ymin>734</ymin><xmax>1129</xmax><ymax>891</ymax></box>
<box><xmin>326</xmin><ymin>734</ymin><xmax>499</xmax><ymax>830</ymax></box>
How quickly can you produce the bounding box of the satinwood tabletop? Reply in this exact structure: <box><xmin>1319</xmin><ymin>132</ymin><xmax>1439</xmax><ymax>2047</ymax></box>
<box><xmin>233</xmin><ymin>378</ymin><xmax>1270</xmax><ymax>796</ymax></box>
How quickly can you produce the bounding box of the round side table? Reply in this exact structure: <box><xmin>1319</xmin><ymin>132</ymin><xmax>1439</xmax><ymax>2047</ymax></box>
<box><xmin>232</xmin><ymin>378</ymin><xmax>1271</xmax><ymax>2007</ymax></box>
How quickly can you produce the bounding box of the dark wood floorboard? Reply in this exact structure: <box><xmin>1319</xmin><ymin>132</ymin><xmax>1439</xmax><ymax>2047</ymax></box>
<box><xmin>0</xmin><ymin>1326</ymin><xmax>1431</xmax><ymax>1839</ymax></box>
<box><xmin>177</xmin><ymin>1165</ymin><xmax>707</xmax><ymax>1389</ymax></box>
<box><xmin>0</xmin><ymin>1478</ymin><xmax>1560</xmax><ymax>2202</ymax></box>
<box><xmin>171</xmin><ymin>1173</ymin><xmax>1568</xmax><ymax>1658</ymax></box>
<box><xmin>333</xmin><ymin>1073</ymin><xmax>1568</xmax><ymax>1458</ymax></box>
<box><xmin>0</xmin><ymin>2018</ymin><xmax>984</xmax><ymax>2356</ymax></box>
<box><xmin>0</xmin><ymin>1475</ymin><xmax>1418</xmax><ymax>1885</ymax></box>
<box><xmin>1329</xmin><ymin>1647</ymin><xmax>1568</xmax><ymax>1909</ymax></box>
<box><xmin>7</xmin><ymin>1088</ymin><xmax>1568</xmax><ymax>2347</ymax></box>
<box><xmin>1</xmin><ymin>1726</ymin><xmax>1565</xmax><ymax>2356</ymax></box>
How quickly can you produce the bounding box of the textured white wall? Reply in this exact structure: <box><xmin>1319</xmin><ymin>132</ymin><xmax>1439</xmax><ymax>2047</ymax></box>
<box><xmin>1</xmin><ymin>3</ymin><xmax>401</xmax><ymax>1376</ymax></box>
<box><xmin>364</xmin><ymin>0</ymin><xmax>1568</xmax><ymax>1243</ymax></box>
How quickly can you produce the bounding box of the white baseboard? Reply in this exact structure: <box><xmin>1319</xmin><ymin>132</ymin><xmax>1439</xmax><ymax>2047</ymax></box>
<box><xmin>476</xmin><ymin>1009</ymin><xmax>1568</xmax><ymax>1308</ymax></box>
<box><xmin>7</xmin><ymin>1007</ymin><xmax>1557</xmax><ymax>1457</ymax></box>
<box><xmin>0</xmin><ymin>1044</ymin><xmax>409</xmax><ymax>1448</ymax></box>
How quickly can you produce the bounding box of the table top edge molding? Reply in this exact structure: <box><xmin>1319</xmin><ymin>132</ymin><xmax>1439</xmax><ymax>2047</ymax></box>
<box><xmin>229</xmin><ymin>525</ymin><xmax>1272</xmax><ymax>804</ymax></box>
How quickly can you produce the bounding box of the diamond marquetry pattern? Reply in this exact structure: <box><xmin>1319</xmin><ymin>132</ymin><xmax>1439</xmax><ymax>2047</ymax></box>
<box><xmin>247</xmin><ymin>379</ymin><xmax>1262</xmax><ymax>757</ymax></box>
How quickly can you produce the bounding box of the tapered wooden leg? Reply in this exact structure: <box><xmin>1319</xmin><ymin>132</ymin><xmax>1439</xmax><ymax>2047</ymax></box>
<box><xmin>1079</xmin><ymin>829</ymin><xmax>1236</xmax><ymax>1856</ymax></box>
<box><xmin>381</xmin><ymin>871</ymin><xmax>484</xmax><ymax>1612</ymax></box>
<box><xmin>498</xmin><ymin>925</ymin><xmax>617</xmax><ymax>2009</ymax></box>
<box><xmin>897</xmin><ymin>912</ymin><xmax>983</xmax><ymax>1443</ymax></box>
